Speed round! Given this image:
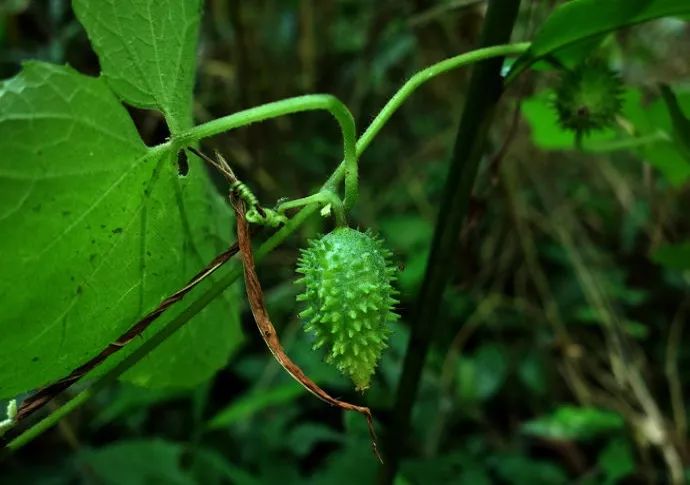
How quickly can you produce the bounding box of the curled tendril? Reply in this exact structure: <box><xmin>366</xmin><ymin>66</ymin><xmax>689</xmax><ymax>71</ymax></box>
<box><xmin>229</xmin><ymin>180</ymin><xmax>287</xmax><ymax>228</ymax></box>
<box><xmin>246</xmin><ymin>207</ymin><xmax>288</xmax><ymax>227</ymax></box>
<box><xmin>230</xmin><ymin>181</ymin><xmax>259</xmax><ymax>208</ymax></box>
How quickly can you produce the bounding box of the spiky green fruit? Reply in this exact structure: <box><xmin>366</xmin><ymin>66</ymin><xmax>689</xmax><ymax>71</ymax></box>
<box><xmin>554</xmin><ymin>60</ymin><xmax>623</xmax><ymax>136</ymax></box>
<box><xmin>296</xmin><ymin>228</ymin><xmax>398</xmax><ymax>390</ymax></box>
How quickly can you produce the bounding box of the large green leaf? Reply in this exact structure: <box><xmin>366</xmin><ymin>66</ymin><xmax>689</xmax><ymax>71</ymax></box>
<box><xmin>1</xmin><ymin>62</ymin><xmax>146</xmax><ymax>397</ymax></box>
<box><xmin>509</xmin><ymin>0</ymin><xmax>690</xmax><ymax>79</ymax></box>
<box><xmin>72</xmin><ymin>0</ymin><xmax>201</xmax><ymax>132</ymax></box>
<box><xmin>119</xmin><ymin>163</ymin><xmax>242</xmax><ymax>390</ymax></box>
<box><xmin>0</xmin><ymin>0</ymin><xmax>243</xmax><ymax>399</ymax></box>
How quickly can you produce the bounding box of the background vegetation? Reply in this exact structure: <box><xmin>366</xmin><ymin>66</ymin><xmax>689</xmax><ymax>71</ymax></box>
<box><xmin>1</xmin><ymin>0</ymin><xmax>690</xmax><ymax>483</ymax></box>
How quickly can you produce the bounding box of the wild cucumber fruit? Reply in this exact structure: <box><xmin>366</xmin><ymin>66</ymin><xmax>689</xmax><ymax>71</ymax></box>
<box><xmin>554</xmin><ymin>60</ymin><xmax>623</xmax><ymax>136</ymax></box>
<box><xmin>296</xmin><ymin>228</ymin><xmax>399</xmax><ymax>390</ymax></box>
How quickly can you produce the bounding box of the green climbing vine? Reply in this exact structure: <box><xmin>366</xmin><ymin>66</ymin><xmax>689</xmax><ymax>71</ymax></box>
<box><xmin>3</xmin><ymin>0</ymin><xmax>690</xmax><ymax>466</ymax></box>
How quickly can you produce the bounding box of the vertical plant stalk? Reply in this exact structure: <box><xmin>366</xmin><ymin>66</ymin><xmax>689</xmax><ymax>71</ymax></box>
<box><xmin>380</xmin><ymin>0</ymin><xmax>522</xmax><ymax>481</ymax></box>
<box><xmin>233</xmin><ymin>197</ymin><xmax>382</xmax><ymax>462</ymax></box>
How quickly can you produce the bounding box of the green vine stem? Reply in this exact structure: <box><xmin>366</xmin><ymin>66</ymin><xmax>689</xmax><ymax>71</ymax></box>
<box><xmin>6</xmin><ymin>41</ymin><xmax>530</xmax><ymax>452</ymax></box>
<box><xmin>278</xmin><ymin>190</ymin><xmax>347</xmax><ymax>227</ymax></box>
<box><xmin>177</xmin><ymin>94</ymin><xmax>359</xmax><ymax>211</ymax></box>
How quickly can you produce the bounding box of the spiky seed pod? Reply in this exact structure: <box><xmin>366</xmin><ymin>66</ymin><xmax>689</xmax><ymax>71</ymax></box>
<box><xmin>554</xmin><ymin>60</ymin><xmax>623</xmax><ymax>136</ymax></box>
<box><xmin>296</xmin><ymin>228</ymin><xmax>399</xmax><ymax>390</ymax></box>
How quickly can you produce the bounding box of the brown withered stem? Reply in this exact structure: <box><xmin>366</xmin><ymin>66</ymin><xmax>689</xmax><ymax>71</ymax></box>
<box><xmin>233</xmin><ymin>195</ymin><xmax>382</xmax><ymax>463</ymax></box>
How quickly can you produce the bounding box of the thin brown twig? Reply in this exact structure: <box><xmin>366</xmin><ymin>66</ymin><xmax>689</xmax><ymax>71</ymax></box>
<box><xmin>233</xmin><ymin>196</ymin><xmax>383</xmax><ymax>463</ymax></box>
<box><xmin>15</xmin><ymin>243</ymin><xmax>239</xmax><ymax>422</ymax></box>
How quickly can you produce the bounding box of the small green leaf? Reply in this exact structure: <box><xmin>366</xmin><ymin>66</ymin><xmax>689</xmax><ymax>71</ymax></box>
<box><xmin>457</xmin><ymin>344</ymin><xmax>507</xmax><ymax>403</ymax></box>
<box><xmin>598</xmin><ymin>438</ymin><xmax>635</xmax><ymax>484</ymax></box>
<box><xmin>522</xmin><ymin>405</ymin><xmax>624</xmax><ymax>441</ymax></box>
<box><xmin>509</xmin><ymin>0</ymin><xmax>690</xmax><ymax>78</ymax></box>
<box><xmin>72</xmin><ymin>0</ymin><xmax>201</xmax><ymax>132</ymax></box>
<box><xmin>651</xmin><ymin>242</ymin><xmax>690</xmax><ymax>270</ymax></box>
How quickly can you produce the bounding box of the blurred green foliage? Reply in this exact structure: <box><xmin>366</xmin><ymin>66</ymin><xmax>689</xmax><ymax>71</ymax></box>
<box><xmin>2</xmin><ymin>0</ymin><xmax>690</xmax><ymax>484</ymax></box>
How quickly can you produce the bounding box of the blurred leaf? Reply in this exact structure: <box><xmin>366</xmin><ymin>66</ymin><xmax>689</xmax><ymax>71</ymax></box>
<box><xmin>573</xmin><ymin>306</ymin><xmax>649</xmax><ymax>338</ymax></box>
<box><xmin>622</xmin><ymin>320</ymin><xmax>649</xmax><ymax>339</ymax></box>
<box><xmin>621</xmin><ymin>200</ymin><xmax>650</xmax><ymax>253</ymax></box>
<box><xmin>207</xmin><ymin>383</ymin><xmax>304</xmax><ymax>429</ymax></box>
<box><xmin>457</xmin><ymin>344</ymin><xmax>508</xmax><ymax>403</ymax></box>
<box><xmin>638</xmin><ymin>141</ymin><xmax>690</xmax><ymax>186</ymax></box>
<box><xmin>308</xmin><ymin>439</ymin><xmax>378</xmax><ymax>485</ymax></box>
<box><xmin>77</xmin><ymin>440</ymin><xmax>194</xmax><ymax>485</ymax></box>
<box><xmin>234</xmin><ymin>326</ymin><xmax>350</xmax><ymax>390</ymax></box>
<box><xmin>651</xmin><ymin>242</ymin><xmax>690</xmax><ymax>270</ymax></box>
<box><xmin>518</xmin><ymin>352</ymin><xmax>547</xmax><ymax>396</ymax></box>
<box><xmin>490</xmin><ymin>454</ymin><xmax>568</xmax><ymax>485</ymax></box>
<box><xmin>398</xmin><ymin>248</ymin><xmax>430</xmax><ymax>295</ymax></box>
<box><xmin>659</xmin><ymin>84</ymin><xmax>690</xmax><ymax>161</ymax></box>
<box><xmin>191</xmin><ymin>448</ymin><xmax>262</xmax><ymax>485</ymax></box>
<box><xmin>91</xmin><ymin>384</ymin><xmax>186</xmax><ymax>429</ymax></box>
<box><xmin>522</xmin><ymin>406</ymin><xmax>624</xmax><ymax>441</ymax></box>
<box><xmin>3</xmin><ymin>461</ymin><xmax>76</xmax><ymax>485</ymax></box>
<box><xmin>598</xmin><ymin>438</ymin><xmax>635</xmax><ymax>484</ymax></box>
<box><xmin>0</xmin><ymin>0</ymin><xmax>29</xmax><ymax>15</ymax></box>
<box><xmin>509</xmin><ymin>0</ymin><xmax>690</xmax><ymax>78</ymax></box>
<box><xmin>287</xmin><ymin>422</ymin><xmax>344</xmax><ymax>457</ymax></box>
<box><xmin>371</xmin><ymin>26</ymin><xmax>415</xmax><ymax>88</ymax></box>
<box><xmin>623</xmin><ymin>88</ymin><xmax>690</xmax><ymax>185</ymax></box>
<box><xmin>379</xmin><ymin>214</ymin><xmax>433</xmax><ymax>252</ymax></box>
<box><xmin>380</xmin><ymin>214</ymin><xmax>433</xmax><ymax>295</ymax></box>
<box><xmin>402</xmin><ymin>452</ymin><xmax>491</xmax><ymax>485</ymax></box>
